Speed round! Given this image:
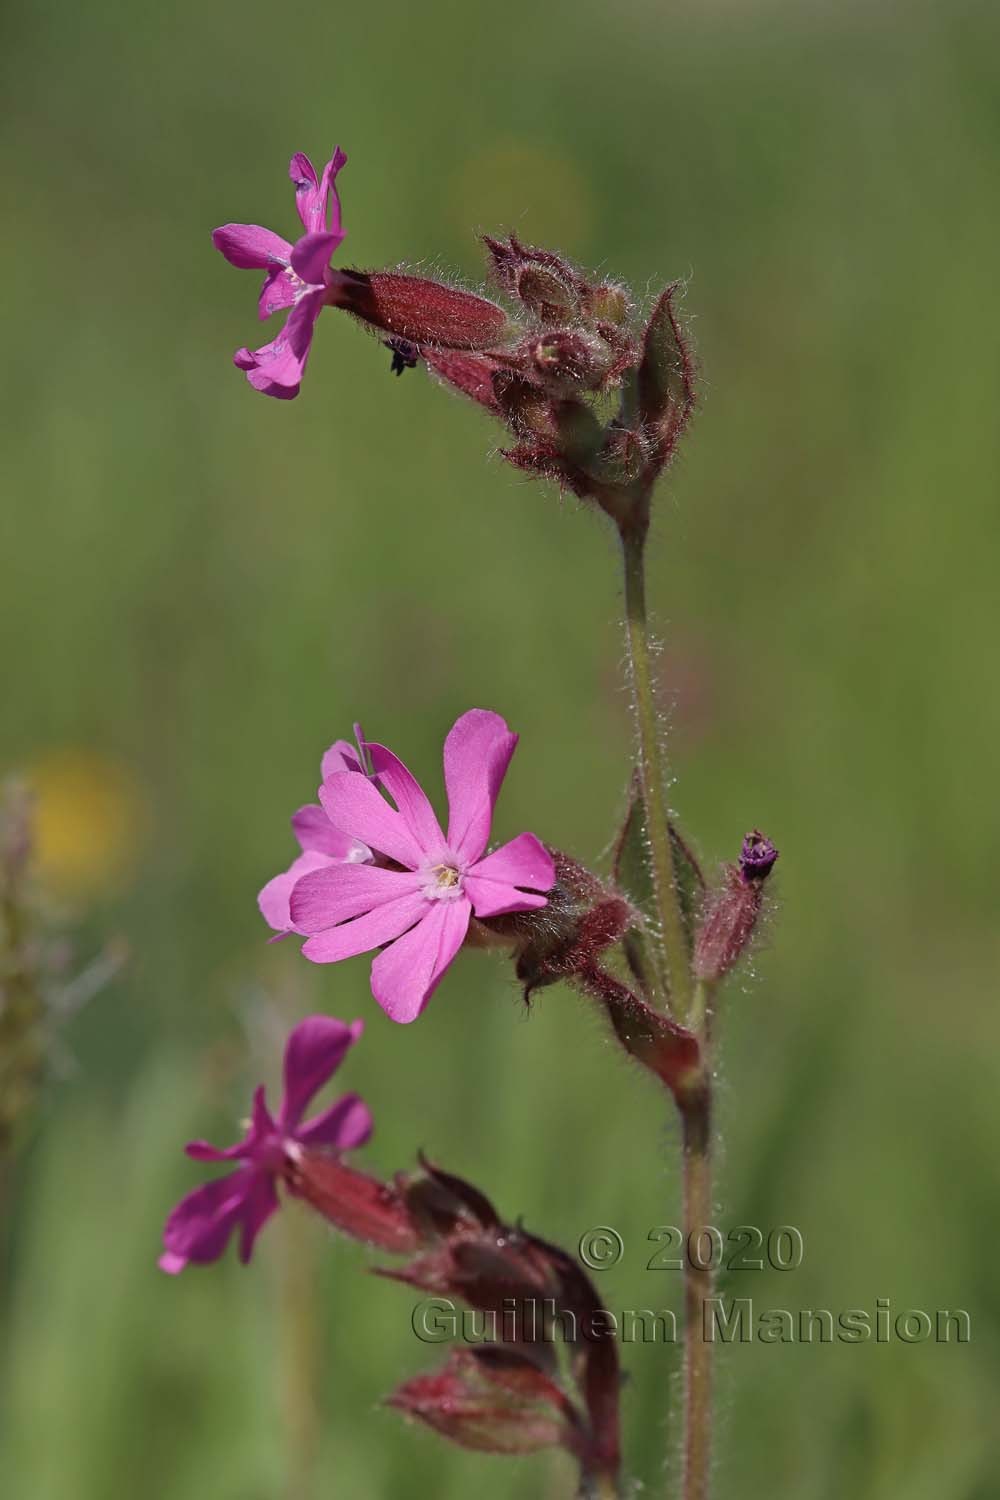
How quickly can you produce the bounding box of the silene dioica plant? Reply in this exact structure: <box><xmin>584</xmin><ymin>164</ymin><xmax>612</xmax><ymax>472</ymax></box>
<box><xmin>99</xmin><ymin>144</ymin><xmax>775</xmax><ymax>1496</ymax></box>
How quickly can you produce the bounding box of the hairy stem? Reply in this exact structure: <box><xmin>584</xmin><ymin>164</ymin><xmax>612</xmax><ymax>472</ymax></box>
<box><xmin>619</xmin><ymin>513</ymin><xmax>693</xmax><ymax>1019</ymax></box>
<box><xmin>680</xmin><ymin>1081</ymin><xmax>713</xmax><ymax>1500</ymax></box>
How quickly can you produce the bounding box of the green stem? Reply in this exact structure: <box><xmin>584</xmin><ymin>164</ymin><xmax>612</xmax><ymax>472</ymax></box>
<box><xmin>619</xmin><ymin>513</ymin><xmax>693</xmax><ymax>1018</ymax></box>
<box><xmin>680</xmin><ymin>1082</ymin><xmax>713</xmax><ymax>1500</ymax></box>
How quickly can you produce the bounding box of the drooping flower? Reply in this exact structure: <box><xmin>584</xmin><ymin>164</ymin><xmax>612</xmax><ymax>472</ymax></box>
<box><xmin>159</xmin><ymin>1015</ymin><xmax>371</xmax><ymax>1273</ymax></box>
<box><xmin>212</xmin><ymin>148</ymin><xmax>348</xmax><ymax>399</ymax></box>
<box><xmin>258</xmin><ymin>728</ymin><xmax>373</xmax><ymax>934</ymax></box>
<box><xmin>286</xmin><ymin>709</ymin><xmax>556</xmax><ymax>1024</ymax></box>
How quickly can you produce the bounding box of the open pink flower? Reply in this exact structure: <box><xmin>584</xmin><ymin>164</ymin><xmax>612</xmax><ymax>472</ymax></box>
<box><xmin>212</xmin><ymin>148</ymin><xmax>347</xmax><ymax>399</ymax></box>
<box><xmin>287</xmin><ymin>710</ymin><xmax>556</xmax><ymax>1024</ymax></box>
<box><xmin>258</xmin><ymin>728</ymin><xmax>373</xmax><ymax>934</ymax></box>
<box><xmin>159</xmin><ymin>1016</ymin><xmax>371</xmax><ymax>1273</ymax></box>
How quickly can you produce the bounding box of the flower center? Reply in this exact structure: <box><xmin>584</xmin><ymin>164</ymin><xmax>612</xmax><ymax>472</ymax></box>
<box><xmin>423</xmin><ymin>861</ymin><xmax>464</xmax><ymax>901</ymax></box>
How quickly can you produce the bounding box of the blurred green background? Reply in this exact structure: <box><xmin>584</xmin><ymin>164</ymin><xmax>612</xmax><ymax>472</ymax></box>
<box><xmin>2</xmin><ymin>0</ymin><xmax>998</xmax><ymax>1495</ymax></box>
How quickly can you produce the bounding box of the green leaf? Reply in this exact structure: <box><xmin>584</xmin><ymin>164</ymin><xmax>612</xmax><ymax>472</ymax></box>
<box><xmin>612</xmin><ymin>775</ymin><xmax>705</xmax><ymax>1002</ymax></box>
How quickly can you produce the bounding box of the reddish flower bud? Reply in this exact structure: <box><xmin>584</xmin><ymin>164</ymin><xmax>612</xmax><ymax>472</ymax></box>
<box><xmin>693</xmin><ymin>829</ymin><xmax>778</xmax><ymax>982</ymax></box>
<box><xmin>424</xmin><ymin>349</ymin><xmax>503</xmax><ymax>411</ymax></box>
<box><xmin>583</xmin><ymin>282</ymin><xmax>631</xmax><ymax>324</ymax></box>
<box><xmin>285</xmin><ymin>1152</ymin><xmax>422</xmax><ymax>1254</ymax></box>
<box><xmin>403</xmin><ymin>1155</ymin><xmax>500</xmax><ymax>1240</ymax></box>
<box><xmin>528</xmin><ymin>330</ymin><xmax>616</xmax><ymax>394</ymax></box>
<box><xmin>330</xmin><ymin>269</ymin><xmax>512</xmax><ymax>349</ymax></box>
<box><xmin>479</xmin><ymin>849</ymin><xmax>633</xmax><ymax>1000</ymax></box>
<box><xmin>515</xmin><ymin>264</ymin><xmax>579</xmax><ymax>322</ymax></box>
<box><xmin>387</xmin><ymin>1348</ymin><xmax>578</xmax><ymax>1457</ymax></box>
<box><xmin>492</xmin><ymin>371</ymin><xmax>558</xmax><ymax>438</ymax></box>
<box><xmin>482</xmin><ymin>234</ymin><xmax>583</xmax><ymax>314</ymax></box>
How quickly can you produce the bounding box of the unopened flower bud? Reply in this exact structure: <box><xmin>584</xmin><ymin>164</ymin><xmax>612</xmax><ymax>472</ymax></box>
<box><xmin>584</xmin><ymin>282</ymin><xmax>631</xmax><ymax>324</ymax></box>
<box><xmin>424</xmin><ymin>349</ymin><xmax>503</xmax><ymax>411</ymax></box>
<box><xmin>492</xmin><ymin>371</ymin><xmax>556</xmax><ymax>437</ymax></box>
<box><xmin>515</xmin><ymin>264</ymin><xmax>579</xmax><ymax>322</ymax></box>
<box><xmin>482</xmin><ymin>233</ymin><xmax>582</xmax><ymax>310</ymax></box>
<box><xmin>387</xmin><ymin>1348</ymin><xmax>576</xmax><ymax>1457</ymax></box>
<box><xmin>478</xmin><ymin>849</ymin><xmax>632</xmax><ymax>998</ymax></box>
<box><xmin>330</xmin><ymin>269</ymin><xmax>512</xmax><ymax>349</ymax></box>
<box><xmin>529</xmin><ymin>330</ymin><xmax>614</xmax><ymax>394</ymax></box>
<box><xmin>693</xmin><ymin>829</ymin><xmax>779</xmax><ymax>982</ymax></box>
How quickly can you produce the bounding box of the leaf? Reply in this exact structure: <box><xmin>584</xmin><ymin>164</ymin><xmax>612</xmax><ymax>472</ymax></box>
<box><xmin>636</xmin><ymin>282</ymin><xmax>696</xmax><ymax>463</ymax></box>
<box><xmin>612</xmin><ymin>776</ymin><xmax>705</xmax><ymax>998</ymax></box>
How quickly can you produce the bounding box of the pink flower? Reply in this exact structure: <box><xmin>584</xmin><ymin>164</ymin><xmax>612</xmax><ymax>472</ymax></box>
<box><xmin>286</xmin><ymin>709</ymin><xmax>556</xmax><ymax>1024</ymax></box>
<box><xmin>159</xmin><ymin>1016</ymin><xmax>371</xmax><ymax>1273</ymax></box>
<box><xmin>212</xmin><ymin>148</ymin><xmax>348</xmax><ymax>399</ymax></box>
<box><xmin>258</xmin><ymin>729</ymin><xmax>373</xmax><ymax>934</ymax></box>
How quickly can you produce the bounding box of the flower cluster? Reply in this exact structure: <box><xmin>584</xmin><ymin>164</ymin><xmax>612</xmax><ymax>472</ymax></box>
<box><xmin>213</xmin><ymin>150</ymin><xmax>695</xmax><ymax>519</ymax></box>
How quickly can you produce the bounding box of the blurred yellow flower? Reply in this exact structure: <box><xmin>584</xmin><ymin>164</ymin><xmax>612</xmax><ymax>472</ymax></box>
<box><xmin>24</xmin><ymin>749</ymin><xmax>147</xmax><ymax>900</ymax></box>
<box><xmin>451</xmin><ymin>140</ymin><xmax>594</xmax><ymax>253</ymax></box>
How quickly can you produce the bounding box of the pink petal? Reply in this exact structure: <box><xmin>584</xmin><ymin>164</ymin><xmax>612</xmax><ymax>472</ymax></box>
<box><xmin>159</xmin><ymin>1167</ymin><xmax>256</xmax><ymax>1272</ymax></box>
<box><xmin>443</xmin><ymin>710</ymin><xmax>519</xmax><ymax>863</ymax></box>
<box><xmin>296</xmin><ymin>1091</ymin><xmax>373</xmax><ymax>1150</ymax></box>
<box><xmin>239</xmin><ymin>290</ymin><xmax>325</xmax><ymax>399</ymax></box>
<box><xmin>212</xmin><ymin>223</ymin><xmax>291</xmax><ymax>269</ymax></box>
<box><xmin>185</xmin><ymin>1084</ymin><xmax>275</xmax><ymax>1163</ymax></box>
<box><xmin>463</xmin><ymin>876</ymin><xmax>550</xmax><ymax>918</ymax></box>
<box><xmin>279</xmin><ymin>1016</ymin><xmax>363</xmax><ymax>1129</ymax></box>
<box><xmin>468</xmin><ymin>833</ymin><xmax>555</xmax><ymax>893</ymax></box>
<box><xmin>258</xmin><ymin>849</ymin><xmax>336</xmax><ymax>933</ymax></box>
<box><xmin>370</xmin><ymin>897</ymin><xmax>471</xmax><ymax>1024</ymax></box>
<box><xmin>322</xmin><ymin>737</ymin><xmax>365</xmax><ymax>779</ymax></box>
<box><xmin>319</xmin><ymin>772</ymin><xmax>424</xmax><ymax>869</ymax></box>
<box><xmin>300</xmin><ymin>890</ymin><xmax>427</xmax><ymax>964</ymax></box>
<box><xmin>291</xmin><ymin>804</ymin><xmax>369</xmax><ymax>861</ymax></box>
<box><xmin>290</xmin><ymin>864</ymin><xmax>421</xmax><ymax>933</ymax></box>
<box><xmin>258</xmin><ymin>265</ymin><xmax>298</xmax><ymax>321</ymax></box>
<box><xmin>185</xmin><ymin>1138</ymin><xmax>249</xmax><ymax>1163</ymax></box>
<box><xmin>318</xmin><ymin>147</ymin><xmax>348</xmax><ymax>239</ymax></box>
<box><xmin>291</xmin><ymin>146</ymin><xmax>347</xmax><ymax>236</ymax></box>
<box><xmin>290</xmin><ymin>230</ymin><xmax>340</xmax><ymax>287</ymax></box>
<box><xmin>366</xmin><ymin>742</ymin><xmax>445</xmax><ymax>857</ymax></box>
<box><xmin>238</xmin><ymin>1173</ymin><xmax>280</xmax><ymax>1264</ymax></box>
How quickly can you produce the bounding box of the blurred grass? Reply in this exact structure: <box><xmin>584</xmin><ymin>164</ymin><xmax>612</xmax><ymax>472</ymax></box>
<box><xmin>2</xmin><ymin>0</ymin><xmax>999</xmax><ymax>1495</ymax></box>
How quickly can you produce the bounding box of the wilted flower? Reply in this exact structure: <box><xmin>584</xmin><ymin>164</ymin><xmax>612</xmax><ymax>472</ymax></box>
<box><xmin>213</xmin><ymin>148</ymin><xmax>348</xmax><ymax>398</ymax></box>
<box><xmin>693</xmin><ymin>829</ymin><xmax>779</xmax><ymax>983</ymax></box>
<box><xmin>159</xmin><ymin>1016</ymin><xmax>371</xmax><ymax>1273</ymax></box>
<box><xmin>284</xmin><ymin>710</ymin><xmax>555</xmax><ymax>1023</ymax></box>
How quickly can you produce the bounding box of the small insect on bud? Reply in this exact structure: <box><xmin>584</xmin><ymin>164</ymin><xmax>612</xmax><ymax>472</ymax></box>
<box><xmin>693</xmin><ymin>830</ymin><xmax>779</xmax><ymax>983</ymax></box>
<box><xmin>383</xmin><ymin>337</ymin><xmax>419</xmax><ymax>376</ymax></box>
